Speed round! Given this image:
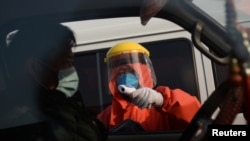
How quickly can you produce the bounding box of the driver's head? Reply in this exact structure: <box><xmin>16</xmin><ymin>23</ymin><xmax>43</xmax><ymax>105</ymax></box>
<box><xmin>105</xmin><ymin>41</ymin><xmax>157</xmax><ymax>95</ymax></box>
<box><xmin>6</xmin><ymin>21</ymin><xmax>76</xmax><ymax>89</ymax></box>
<box><xmin>7</xmin><ymin>22</ymin><xmax>76</xmax><ymax>71</ymax></box>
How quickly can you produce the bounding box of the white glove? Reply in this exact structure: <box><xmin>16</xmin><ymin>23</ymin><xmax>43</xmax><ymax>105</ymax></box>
<box><xmin>121</xmin><ymin>86</ymin><xmax>164</xmax><ymax>109</ymax></box>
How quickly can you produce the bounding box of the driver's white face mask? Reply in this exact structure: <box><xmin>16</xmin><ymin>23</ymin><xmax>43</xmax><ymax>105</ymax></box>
<box><xmin>56</xmin><ymin>66</ymin><xmax>79</xmax><ymax>98</ymax></box>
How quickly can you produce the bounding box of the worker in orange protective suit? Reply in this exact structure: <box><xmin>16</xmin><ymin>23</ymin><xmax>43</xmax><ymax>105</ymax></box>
<box><xmin>97</xmin><ymin>41</ymin><xmax>201</xmax><ymax>131</ymax></box>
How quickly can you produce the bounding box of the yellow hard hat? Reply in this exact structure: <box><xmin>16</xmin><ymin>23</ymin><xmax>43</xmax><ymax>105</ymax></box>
<box><xmin>105</xmin><ymin>41</ymin><xmax>150</xmax><ymax>62</ymax></box>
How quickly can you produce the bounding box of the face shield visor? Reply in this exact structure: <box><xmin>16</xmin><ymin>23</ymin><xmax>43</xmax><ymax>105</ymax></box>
<box><xmin>106</xmin><ymin>52</ymin><xmax>157</xmax><ymax>91</ymax></box>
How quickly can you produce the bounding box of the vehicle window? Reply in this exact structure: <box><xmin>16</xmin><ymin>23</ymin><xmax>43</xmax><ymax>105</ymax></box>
<box><xmin>143</xmin><ymin>39</ymin><xmax>199</xmax><ymax>98</ymax></box>
<box><xmin>73</xmin><ymin>51</ymin><xmax>110</xmax><ymax>115</ymax></box>
<box><xmin>211</xmin><ymin>20</ymin><xmax>249</xmax><ymax>88</ymax></box>
<box><xmin>212</xmin><ymin>62</ymin><xmax>229</xmax><ymax>87</ymax></box>
<box><xmin>73</xmin><ymin>38</ymin><xmax>200</xmax><ymax>120</ymax></box>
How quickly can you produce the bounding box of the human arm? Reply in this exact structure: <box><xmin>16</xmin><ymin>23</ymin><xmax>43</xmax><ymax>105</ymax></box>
<box><xmin>156</xmin><ymin>86</ymin><xmax>201</xmax><ymax>123</ymax></box>
<box><xmin>119</xmin><ymin>84</ymin><xmax>200</xmax><ymax>123</ymax></box>
<box><xmin>119</xmin><ymin>85</ymin><xmax>163</xmax><ymax>109</ymax></box>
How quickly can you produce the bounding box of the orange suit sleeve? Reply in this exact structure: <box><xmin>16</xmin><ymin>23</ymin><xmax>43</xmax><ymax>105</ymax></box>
<box><xmin>156</xmin><ymin>86</ymin><xmax>201</xmax><ymax>123</ymax></box>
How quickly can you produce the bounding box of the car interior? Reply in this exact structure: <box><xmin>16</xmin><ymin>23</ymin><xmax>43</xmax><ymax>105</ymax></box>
<box><xmin>0</xmin><ymin>0</ymin><xmax>249</xmax><ymax>141</ymax></box>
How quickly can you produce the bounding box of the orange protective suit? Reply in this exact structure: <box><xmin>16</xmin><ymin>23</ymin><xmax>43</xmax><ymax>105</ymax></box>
<box><xmin>97</xmin><ymin>63</ymin><xmax>201</xmax><ymax>131</ymax></box>
<box><xmin>98</xmin><ymin>86</ymin><xmax>201</xmax><ymax>131</ymax></box>
<box><xmin>98</xmin><ymin>41</ymin><xmax>201</xmax><ymax>131</ymax></box>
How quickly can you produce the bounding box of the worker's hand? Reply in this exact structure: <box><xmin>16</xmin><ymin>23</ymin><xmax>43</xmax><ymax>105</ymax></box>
<box><xmin>124</xmin><ymin>87</ymin><xmax>163</xmax><ymax>109</ymax></box>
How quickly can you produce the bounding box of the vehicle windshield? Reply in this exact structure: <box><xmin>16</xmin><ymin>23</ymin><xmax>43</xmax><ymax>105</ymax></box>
<box><xmin>194</xmin><ymin>0</ymin><xmax>250</xmax><ymax>26</ymax></box>
<box><xmin>63</xmin><ymin>0</ymin><xmax>250</xmax><ymax>51</ymax></box>
<box><xmin>1</xmin><ymin>0</ymin><xmax>249</xmax><ymax>140</ymax></box>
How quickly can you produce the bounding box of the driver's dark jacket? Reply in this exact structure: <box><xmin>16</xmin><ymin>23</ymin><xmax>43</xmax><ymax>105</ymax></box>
<box><xmin>40</xmin><ymin>89</ymin><xmax>108</xmax><ymax>141</ymax></box>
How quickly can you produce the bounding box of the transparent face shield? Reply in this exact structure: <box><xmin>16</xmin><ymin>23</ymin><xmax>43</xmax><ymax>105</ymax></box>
<box><xmin>106</xmin><ymin>52</ymin><xmax>157</xmax><ymax>89</ymax></box>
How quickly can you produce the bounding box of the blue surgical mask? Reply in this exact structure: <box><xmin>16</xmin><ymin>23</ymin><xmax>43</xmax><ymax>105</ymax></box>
<box><xmin>116</xmin><ymin>73</ymin><xmax>139</xmax><ymax>88</ymax></box>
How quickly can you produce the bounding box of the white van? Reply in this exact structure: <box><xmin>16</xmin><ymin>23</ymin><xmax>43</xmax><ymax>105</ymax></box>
<box><xmin>63</xmin><ymin>16</ymin><xmax>248</xmax><ymax>124</ymax></box>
